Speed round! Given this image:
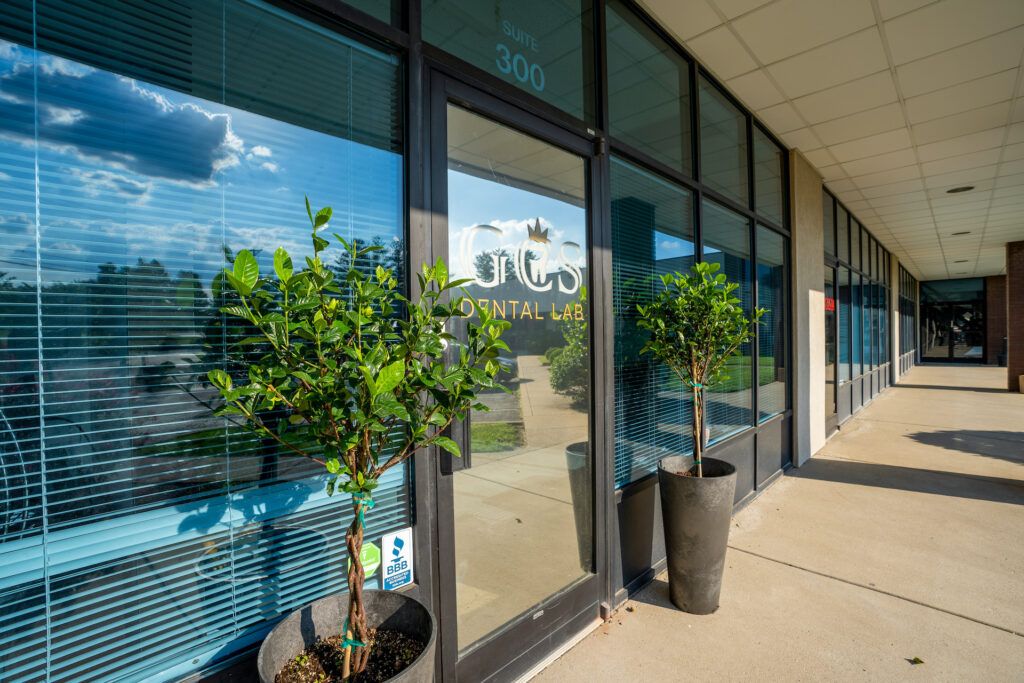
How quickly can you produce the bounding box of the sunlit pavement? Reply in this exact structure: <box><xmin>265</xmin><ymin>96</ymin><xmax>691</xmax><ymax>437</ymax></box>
<box><xmin>535</xmin><ymin>365</ymin><xmax>1024</xmax><ymax>681</ymax></box>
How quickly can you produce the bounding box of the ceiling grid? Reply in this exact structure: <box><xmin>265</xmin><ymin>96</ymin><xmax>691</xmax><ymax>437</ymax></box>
<box><xmin>640</xmin><ymin>0</ymin><xmax>1024</xmax><ymax>280</ymax></box>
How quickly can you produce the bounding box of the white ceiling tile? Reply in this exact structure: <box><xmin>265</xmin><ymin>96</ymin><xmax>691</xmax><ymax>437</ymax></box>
<box><xmin>914</xmin><ymin>128</ymin><xmax>1007</xmax><ymax>162</ymax></box>
<box><xmin>818</xmin><ymin>164</ymin><xmax>848</xmax><ymax>182</ymax></box>
<box><xmin>844</xmin><ymin>199</ymin><xmax>872</xmax><ymax>212</ymax></box>
<box><xmin>1002</xmin><ymin>142</ymin><xmax>1024</xmax><ymax>162</ymax></box>
<box><xmin>779</xmin><ymin>127</ymin><xmax>822</xmax><ymax>151</ymax></box>
<box><xmin>756</xmin><ymin>102</ymin><xmax>805</xmax><ymax>133</ymax></box>
<box><xmin>712</xmin><ymin>0</ymin><xmax>773</xmax><ymax>20</ymax></box>
<box><xmin>640</xmin><ymin>0</ymin><xmax>722</xmax><ymax>40</ymax></box>
<box><xmin>1007</xmin><ymin>123</ymin><xmax>1024</xmax><ymax>145</ymax></box>
<box><xmin>726</xmin><ymin>70</ymin><xmax>787</xmax><ymax>110</ymax></box>
<box><xmin>843</xmin><ymin>148</ymin><xmax>919</xmax><ymax>177</ymax></box>
<box><xmin>732</xmin><ymin>0</ymin><xmax>875</xmax><ymax>65</ymax></box>
<box><xmin>999</xmin><ymin>158</ymin><xmax>1024</xmax><ymax>177</ymax></box>
<box><xmin>792</xmin><ymin>70</ymin><xmax>898</xmax><ymax>124</ymax></box>
<box><xmin>920</xmin><ymin>148</ymin><xmax>1004</xmax><ymax>176</ymax></box>
<box><xmin>882</xmin><ymin>0</ymin><xmax>1024</xmax><ymax>65</ymax></box>
<box><xmin>924</xmin><ymin>164</ymin><xmax>999</xmax><ymax>189</ymax></box>
<box><xmin>895</xmin><ymin>27</ymin><xmax>1024</xmax><ymax>98</ymax></box>
<box><xmin>875</xmin><ymin>201</ymin><xmax>932</xmax><ymax>217</ymax></box>
<box><xmin>767</xmin><ymin>28</ymin><xmax>890</xmax><ymax>99</ymax></box>
<box><xmin>688</xmin><ymin>26</ymin><xmax>758</xmax><ymax>80</ymax></box>
<box><xmin>1013</xmin><ymin>99</ymin><xmax>1024</xmax><ymax>123</ymax></box>
<box><xmin>851</xmin><ymin>164</ymin><xmax>922</xmax><ymax>189</ymax></box>
<box><xmin>813</xmin><ymin>103</ymin><xmax>906</xmax><ymax>145</ymax></box>
<box><xmin>829</xmin><ymin>128</ymin><xmax>913</xmax><ymax>163</ymax></box>
<box><xmin>877</xmin><ymin>0</ymin><xmax>939</xmax><ymax>21</ymax></box>
<box><xmin>904</xmin><ymin>70</ymin><xmax>1018</xmax><ymax>124</ymax></box>
<box><xmin>825</xmin><ymin>178</ymin><xmax>857</xmax><ymax>193</ymax></box>
<box><xmin>861</xmin><ymin>178</ymin><xmax>925</xmax><ymax>198</ymax></box>
<box><xmin>803</xmin><ymin>148</ymin><xmax>837</xmax><ymax>168</ymax></box>
<box><xmin>911</xmin><ymin>102</ymin><xmax>1012</xmax><ymax>145</ymax></box>
<box><xmin>869</xmin><ymin>190</ymin><xmax>929</xmax><ymax>208</ymax></box>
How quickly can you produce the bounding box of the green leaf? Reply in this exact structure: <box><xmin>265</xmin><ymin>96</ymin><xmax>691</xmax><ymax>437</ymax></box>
<box><xmin>376</xmin><ymin>360</ymin><xmax>405</xmax><ymax>395</ymax></box>
<box><xmin>314</xmin><ymin>206</ymin><xmax>333</xmax><ymax>229</ymax></box>
<box><xmin>207</xmin><ymin>369</ymin><xmax>232</xmax><ymax>390</ymax></box>
<box><xmin>233</xmin><ymin>250</ymin><xmax>259</xmax><ymax>292</ymax></box>
<box><xmin>305</xmin><ymin>195</ymin><xmax>313</xmax><ymax>225</ymax></box>
<box><xmin>434</xmin><ymin>436</ymin><xmax>461</xmax><ymax>457</ymax></box>
<box><xmin>273</xmin><ymin>247</ymin><xmax>293</xmax><ymax>282</ymax></box>
<box><xmin>224</xmin><ymin>271</ymin><xmax>251</xmax><ymax>297</ymax></box>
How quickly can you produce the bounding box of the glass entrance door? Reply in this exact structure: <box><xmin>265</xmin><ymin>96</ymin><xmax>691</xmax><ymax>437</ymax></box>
<box><xmin>429</xmin><ymin>80</ymin><xmax>601</xmax><ymax>682</ymax></box>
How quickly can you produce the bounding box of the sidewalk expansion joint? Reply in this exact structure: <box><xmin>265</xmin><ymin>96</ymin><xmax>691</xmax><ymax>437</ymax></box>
<box><xmin>728</xmin><ymin>545</ymin><xmax>1024</xmax><ymax>639</ymax></box>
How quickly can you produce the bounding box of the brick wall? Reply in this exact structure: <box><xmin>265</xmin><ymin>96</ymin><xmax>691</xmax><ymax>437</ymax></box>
<box><xmin>985</xmin><ymin>275</ymin><xmax>1006</xmax><ymax>365</ymax></box>
<box><xmin>1008</xmin><ymin>242</ymin><xmax>1024</xmax><ymax>392</ymax></box>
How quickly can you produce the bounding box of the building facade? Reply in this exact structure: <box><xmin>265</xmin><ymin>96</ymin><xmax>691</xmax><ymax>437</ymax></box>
<box><xmin>10</xmin><ymin>0</ymin><xmax>1011</xmax><ymax>681</ymax></box>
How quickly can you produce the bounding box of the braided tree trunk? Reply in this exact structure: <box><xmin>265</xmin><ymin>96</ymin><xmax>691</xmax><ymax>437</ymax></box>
<box><xmin>692</xmin><ymin>384</ymin><xmax>704</xmax><ymax>478</ymax></box>
<box><xmin>342</xmin><ymin>499</ymin><xmax>371</xmax><ymax>679</ymax></box>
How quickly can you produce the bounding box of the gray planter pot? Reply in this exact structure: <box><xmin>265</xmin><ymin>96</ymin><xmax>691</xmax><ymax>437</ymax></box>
<box><xmin>257</xmin><ymin>590</ymin><xmax>436</xmax><ymax>683</ymax></box>
<box><xmin>565</xmin><ymin>441</ymin><xmax>592</xmax><ymax>571</ymax></box>
<box><xmin>657</xmin><ymin>455</ymin><xmax>737</xmax><ymax>615</ymax></box>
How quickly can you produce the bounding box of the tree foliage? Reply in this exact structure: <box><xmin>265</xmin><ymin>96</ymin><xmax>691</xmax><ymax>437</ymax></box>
<box><xmin>549</xmin><ymin>287</ymin><xmax>589</xmax><ymax>408</ymax></box>
<box><xmin>208</xmin><ymin>199</ymin><xmax>510</xmax><ymax>677</ymax></box>
<box><xmin>636</xmin><ymin>262</ymin><xmax>763</xmax><ymax>477</ymax></box>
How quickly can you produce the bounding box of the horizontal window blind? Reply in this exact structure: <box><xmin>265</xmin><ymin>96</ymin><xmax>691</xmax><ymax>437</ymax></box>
<box><xmin>0</xmin><ymin>2</ymin><xmax>408</xmax><ymax>681</ymax></box>
<box><xmin>610</xmin><ymin>157</ymin><xmax>695</xmax><ymax>487</ymax></box>
<box><xmin>701</xmin><ymin>200</ymin><xmax>752</xmax><ymax>444</ymax></box>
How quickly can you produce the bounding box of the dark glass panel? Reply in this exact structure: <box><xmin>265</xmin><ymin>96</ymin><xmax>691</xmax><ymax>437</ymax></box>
<box><xmin>823</xmin><ymin>192</ymin><xmax>835</xmax><ymax>258</ymax></box>
<box><xmin>422</xmin><ymin>0</ymin><xmax>594</xmax><ymax>121</ymax></box>
<box><xmin>753</xmin><ymin>128</ymin><xmax>784</xmax><ymax>226</ymax></box>
<box><xmin>605</xmin><ymin>0</ymin><xmax>692</xmax><ymax>175</ymax></box>
<box><xmin>699</xmin><ymin>77</ymin><xmax>748</xmax><ymax>205</ymax></box>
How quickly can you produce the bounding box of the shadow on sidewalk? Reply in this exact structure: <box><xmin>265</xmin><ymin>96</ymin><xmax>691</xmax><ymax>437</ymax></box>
<box><xmin>906</xmin><ymin>430</ymin><xmax>1024</xmax><ymax>465</ymax></box>
<box><xmin>896</xmin><ymin>383</ymin><xmax>1009</xmax><ymax>394</ymax></box>
<box><xmin>791</xmin><ymin>458</ymin><xmax>1024</xmax><ymax>506</ymax></box>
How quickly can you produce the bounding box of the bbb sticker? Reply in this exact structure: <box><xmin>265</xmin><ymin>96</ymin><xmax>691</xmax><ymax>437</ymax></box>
<box><xmin>382</xmin><ymin>527</ymin><xmax>414</xmax><ymax>591</ymax></box>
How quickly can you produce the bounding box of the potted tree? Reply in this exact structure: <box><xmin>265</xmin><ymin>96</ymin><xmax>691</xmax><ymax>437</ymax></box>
<box><xmin>208</xmin><ymin>200</ymin><xmax>510</xmax><ymax>682</ymax></box>
<box><xmin>636</xmin><ymin>262</ymin><xmax>763</xmax><ymax>615</ymax></box>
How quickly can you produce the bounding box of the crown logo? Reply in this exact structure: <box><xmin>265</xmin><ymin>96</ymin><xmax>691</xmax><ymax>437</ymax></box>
<box><xmin>527</xmin><ymin>218</ymin><xmax>550</xmax><ymax>244</ymax></box>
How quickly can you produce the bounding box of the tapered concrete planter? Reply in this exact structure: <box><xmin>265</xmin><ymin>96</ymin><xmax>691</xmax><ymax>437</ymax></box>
<box><xmin>566</xmin><ymin>441</ymin><xmax>592</xmax><ymax>571</ymax></box>
<box><xmin>257</xmin><ymin>590</ymin><xmax>436</xmax><ymax>683</ymax></box>
<box><xmin>658</xmin><ymin>455</ymin><xmax>736</xmax><ymax>615</ymax></box>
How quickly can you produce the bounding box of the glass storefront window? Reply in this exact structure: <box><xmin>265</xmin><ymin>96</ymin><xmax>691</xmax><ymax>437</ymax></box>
<box><xmin>606</xmin><ymin>0</ymin><xmax>691</xmax><ymax>175</ymax></box>
<box><xmin>699</xmin><ymin>77</ymin><xmax>748</xmax><ymax>206</ymax></box>
<box><xmin>446</xmin><ymin>104</ymin><xmax>592</xmax><ymax>650</ymax></box>
<box><xmin>823</xmin><ymin>193</ymin><xmax>836</xmax><ymax>258</ymax></box>
<box><xmin>852</xmin><ymin>273</ymin><xmax>863</xmax><ymax>376</ymax></box>
<box><xmin>754</xmin><ymin>128</ymin><xmax>784</xmax><ymax>226</ymax></box>
<box><xmin>702</xmin><ymin>200</ymin><xmax>752</xmax><ymax>442</ymax></box>
<box><xmin>422</xmin><ymin>0</ymin><xmax>595</xmax><ymax>121</ymax></box>
<box><xmin>610</xmin><ymin>157</ymin><xmax>694</xmax><ymax>487</ymax></box>
<box><xmin>0</xmin><ymin>2</ymin><xmax>408</xmax><ymax>679</ymax></box>
<box><xmin>839</xmin><ymin>266</ymin><xmax>851</xmax><ymax>382</ymax></box>
<box><xmin>824</xmin><ymin>267</ymin><xmax>837</xmax><ymax>418</ymax></box>
<box><xmin>346</xmin><ymin>0</ymin><xmax>402</xmax><ymax>25</ymax></box>
<box><xmin>837</xmin><ymin>205</ymin><xmax>849</xmax><ymax>263</ymax></box>
<box><xmin>851</xmin><ymin>220</ymin><xmax>861</xmax><ymax>271</ymax></box>
<box><xmin>756</xmin><ymin>226</ymin><xmax>787</xmax><ymax>421</ymax></box>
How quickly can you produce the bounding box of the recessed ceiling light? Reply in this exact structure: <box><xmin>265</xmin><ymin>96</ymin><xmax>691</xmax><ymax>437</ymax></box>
<box><xmin>951</xmin><ymin>231</ymin><xmax>971</xmax><ymax>236</ymax></box>
<box><xmin>946</xmin><ymin>186</ymin><xmax>974</xmax><ymax>194</ymax></box>
<box><xmin>954</xmin><ymin>259</ymin><xmax>968</xmax><ymax>263</ymax></box>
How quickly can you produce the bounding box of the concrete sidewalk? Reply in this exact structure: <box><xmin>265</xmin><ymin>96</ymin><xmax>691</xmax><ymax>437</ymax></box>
<box><xmin>536</xmin><ymin>365</ymin><xmax>1024</xmax><ymax>681</ymax></box>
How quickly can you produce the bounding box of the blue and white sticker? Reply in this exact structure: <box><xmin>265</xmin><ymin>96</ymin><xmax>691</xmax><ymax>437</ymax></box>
<box><xmin>382</xmin><ymin>527</ymin><xmax>414</xmax><ymax>591</ymax></box>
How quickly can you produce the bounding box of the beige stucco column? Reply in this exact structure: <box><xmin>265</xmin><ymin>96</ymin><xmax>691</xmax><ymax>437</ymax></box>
<box><xmin>789</xmin><ymin>150</ymin><xmax>824</xmax><ymax>465</ymax></box>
